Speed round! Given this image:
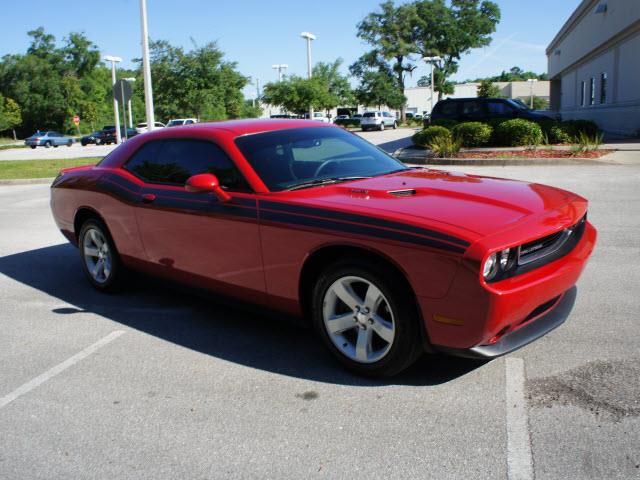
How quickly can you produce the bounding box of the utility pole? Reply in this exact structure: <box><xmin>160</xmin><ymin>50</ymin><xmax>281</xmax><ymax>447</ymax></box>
<box><xmin>139</xmin><ymin>0</ymin><xmax>156</xmax><ymax>130</ymax></box>
<box><xmin>527</xmin><ymin>78</ymin><xmax>538</xmax><ymax>109</ymax></box>
<box><xmin>272</xmin><ymin>64</ymin><xmax>288</xmax><ymax>82</ymax></box>
<box><xmin>124</xmin><ymin>78</ymin><xmax>136</xmax><ymax>128</ymax></box>
<box><xmin>104</xmin><ymin>55</ymin><xmax>122</xmax><ymax>144</ymax></box>
<box><xmin>423</xmin><ymin>56</ymin><xmax>442</xmax><ymax>116</ymax></box>
<box><xmin>301</xmin><ymin>32</ymin><xmax>316</xmax><ymax>120</ymax></box>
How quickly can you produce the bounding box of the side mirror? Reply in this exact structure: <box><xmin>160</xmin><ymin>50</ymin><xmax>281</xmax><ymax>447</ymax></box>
<box><xmin>185</xmin><ymin>173</ymin><xmax>231</xmax><ymax>202</ymax></box>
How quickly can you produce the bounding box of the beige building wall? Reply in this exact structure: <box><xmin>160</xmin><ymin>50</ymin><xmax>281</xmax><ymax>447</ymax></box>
<box><xmin>547</xmin><ymin>0</ymin><xmax>640</xmax><ymax>135</ymax></box>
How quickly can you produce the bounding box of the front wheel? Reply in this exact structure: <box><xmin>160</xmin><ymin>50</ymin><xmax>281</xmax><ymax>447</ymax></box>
<box><xmin>393</xmin><ymin>121</ymin><xmax>397</xmax><ymax>129</ymax></box>
<box><xmin>379</xmin><ymin>123</ymin><xmax>385</xmax><ymax>131</ymax></box>
<box><xmin>44</xmin><ymin>141</ymin><xmax>52</xmax><ymax>148</ymax></box>
<box><xmin>311</xmin><ymin>260</ymin><xmax>422</xmax><ymax>377</ymax></box>
<box><xmin>30</xmin><ymin>145</ymin><xmax>36</xmax><ymax>149</ymax></box>
<box><xmin>79</xmin><ymin>219</ymin><xmax>125</xmax><ymax>292</ymax></box>
<box><xmin>67</xmin><ymin>140</ymin><xmax>73</xmax><ymax>147</ymax></box>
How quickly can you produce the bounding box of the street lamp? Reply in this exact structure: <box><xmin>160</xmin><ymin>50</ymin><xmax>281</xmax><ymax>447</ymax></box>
<box><xmin>103</xmin><ymin>55</ymin><xmax>122</xmax><ymax>144</ymax></box>
<box><xmin>300</xmin><ymin>32</ymin><xmax>316</xmax><ymax>120</ymax></box>
<box><xmin>272</xmin><ymin>64</ymin><xmax>288</xmax><ymax>82</ymax></box>
<box><xmin>124</xmin><ymin>77</ymin><xmax>136</xmax><ymax>129</ymax></box>
<box><xmin>527</xmin><ymin>78</ymin><xmax>538</xmax><ymax>109</ymax></box>
<box><xmin>139</xmin><ymin>0</ymin><xmax>156</xmax><ymax>131</ymax></box>
<box><xmin>423</xmin><ymin>56</ymin><xmax>442</xmax><ymax>115</ymax></box>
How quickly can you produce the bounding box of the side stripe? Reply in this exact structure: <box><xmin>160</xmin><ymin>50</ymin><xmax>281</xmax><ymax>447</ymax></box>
<box><xmin>260</xmin><ymin>200</ymin><xmax>470</xmax><ymax>248</ymax></box>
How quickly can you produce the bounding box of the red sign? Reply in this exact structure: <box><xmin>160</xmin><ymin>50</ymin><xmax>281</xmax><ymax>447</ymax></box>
<box><xmin>73</xmin><ymin>115</ymin><xmax>80</xmax><ymax>125</ymax></box>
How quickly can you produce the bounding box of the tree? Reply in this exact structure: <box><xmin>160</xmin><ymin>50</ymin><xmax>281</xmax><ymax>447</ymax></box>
<box><xmin>262</xmin><ymin>76</ymin><xmax>332</xmax><ymax>115</ymax></box>
<box><xmin>354</xmin><ymin>71</ymin><xmax>406</xmax><ymax>110</ymax></box>
<box><xmin>146</xmin><ymin>40</ymin><xmax>248</xmax><ymax>121</ymax></box>
<box><xmin>312</xmin><ymin>59</ymin><xmax>355</xmax><ymax>109</ymax></box>
<box><xmin>356</xmin><ymin>1</ymin><xmax>417</xmax><ymax>119</ymax></box>
<box><xmin>477</xmin><ymin>79</ymin><xmax>500</xmax><ymax>97</ymax></box>
<box><xmin>417</xmin><ymin>71</ymin><xmax>455</xmax><ymax>96</ymax></box>
<box><xmin>468</xmin><ymin>66</ymin><xmax>548</xmax><ymax>83</ymax></box>
<box><xmin>413</xmin><ymin>0</ymin><xmax>500</xmax><ymax>100</ymax></box>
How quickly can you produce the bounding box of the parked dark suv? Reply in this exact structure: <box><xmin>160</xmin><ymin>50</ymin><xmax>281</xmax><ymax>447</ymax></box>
<box><xmin>426</xmin><ymin>97</ymin><xmax>557</xmax><ymax>126</ymax></box>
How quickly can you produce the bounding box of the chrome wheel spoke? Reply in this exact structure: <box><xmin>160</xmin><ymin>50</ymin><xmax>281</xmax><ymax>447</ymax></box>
<box><xmin>90</xmin><ymin>230</ymin><xmax>103</xmax><ymax>248</ymax></box>
<box><xmin>364</xmin><ymin>283</ymin><xmax>383</xmax><ymax>312</ymax></box>
<box><xmin>326</xmin><ymin>313</ymin><xmax>356</xmax><ymax>334</ymax></box>
<box><xmin>92</xmin><ymin>259</ymin><xmax>103</xmax><ymax>278</ymax></box>
<box><xmin>333</xmin><ymin>280</ymin><xmax>362</xmax><ymax>310</ymax></box>
<box><xmin>355</xmin><ymin>327</ymin><xmax>373</xmax><ymax>362</ymax></box>
<box><xmin>84</xmin><ymin>246</ymin><xmax>100</xmax><ymax>257</ymax></box>
<box><xmin>371</xmin><ymin>314</ymin><xmax>394</xmax><ymax>343</ymax></box>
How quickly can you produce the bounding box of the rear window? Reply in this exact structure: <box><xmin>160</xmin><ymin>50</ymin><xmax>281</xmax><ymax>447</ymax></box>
<box><xmin>435</xmin><ymin>102</ymin><xmax>457</xmax><ymax>116</ymax></box>
<box><xmin>363</xmin><ymin>112</ymin><xmax>377</xmax><ymax>117</ymax></box>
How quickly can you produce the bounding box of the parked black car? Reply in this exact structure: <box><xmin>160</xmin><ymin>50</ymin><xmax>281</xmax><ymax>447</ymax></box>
<box><xmin>82</xmin><ymin>126</ymin><xmax>138</xmax><ymax>146</ymax></box>
<box><xmin>426</xmin><ymin>97</ymin><xmax>558</xmax><ymax>127</ymax></box>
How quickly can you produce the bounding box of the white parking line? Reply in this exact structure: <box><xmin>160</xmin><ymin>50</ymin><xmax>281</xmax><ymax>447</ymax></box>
<box><xmin>0</xmin><ymin>330</ymin><xmax>125</xmax><ymax>410</ymax></box>
<box><xmin>505</xmin><ymin>357</ymin><xmax>534</xmax><ymax>480</ymax></box>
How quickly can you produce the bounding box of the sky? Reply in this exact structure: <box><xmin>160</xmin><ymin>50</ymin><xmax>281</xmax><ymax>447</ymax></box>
<box><xmin>1</xmin><ymin>0</ymin><xmax>579</xmax><ymax>98</ymax></box>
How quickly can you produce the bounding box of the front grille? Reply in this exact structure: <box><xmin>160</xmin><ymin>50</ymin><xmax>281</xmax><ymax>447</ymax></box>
<box><xmin>518</xmin><ymin>216</ymin><xmax>586</xmax><ymax>266</ymax></box>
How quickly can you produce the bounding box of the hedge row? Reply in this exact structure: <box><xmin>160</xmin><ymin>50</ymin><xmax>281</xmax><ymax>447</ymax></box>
<box><xmin>417</xmin><ymin>118</ymin><xmax>600</xmax><ymax>148</ymax></box>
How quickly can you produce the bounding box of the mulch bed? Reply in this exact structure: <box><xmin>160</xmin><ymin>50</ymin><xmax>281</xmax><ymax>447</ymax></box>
<box><xmin>454</xmin><ymin>149</ymin><xmax>613</xmax><ymax>159</ymax></box>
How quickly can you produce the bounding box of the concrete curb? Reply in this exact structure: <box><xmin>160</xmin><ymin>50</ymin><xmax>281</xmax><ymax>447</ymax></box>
<box><xmin>0</xmin><ymin>178</ymin><xmax>55</xmax><ymax>186</ymax></box>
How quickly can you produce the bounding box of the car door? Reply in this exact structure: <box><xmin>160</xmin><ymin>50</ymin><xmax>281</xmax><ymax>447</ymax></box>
<box><xmin>460</xmin><ymin>100</ymin><xmax>484</xmax><ymax>122</ymax></box>
<box><xmin>486</xmin><ymin>99</ymin><xmax>517</xmax><ymax>121</ymax></box>
<box><xmin>126</xmin><ymin>137</ymin><xmax>266</xmax><ymax>303</ymax></box>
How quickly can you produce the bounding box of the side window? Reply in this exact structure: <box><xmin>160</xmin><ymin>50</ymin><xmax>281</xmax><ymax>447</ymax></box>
<box><xmin>185</xmin><ymin>120</ymin><xmax>194</xmax><ymax>125</ymax></box>
<box><xmin>125</xmin><ymin>139</ymin><xmax>248</xmax><ymax>191</ymax></box>
<box><xmin>461</xmin><ymin>101</ymin><xmax>482</xmax><ymax>116</ymax></box>
<box><xmin>438</xmin><ymin>102</ymin><xmax>458</xmax><ymax>117</ymax></box>
<box><xmin>487</xmin><ymin>101</ymin><xmax>514</xmax><ymax>115</ymax></box>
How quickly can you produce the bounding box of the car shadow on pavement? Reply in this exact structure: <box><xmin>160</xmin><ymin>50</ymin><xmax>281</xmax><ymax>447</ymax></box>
<box><xmin>375</xmin><ymin>134</ymin><xmax>419</xmax><ymax>154</ymax></box>
<box><xmin>0</xmin><ymin>243</ymin><xmax>488</xmax><ymax>387</ymax></box>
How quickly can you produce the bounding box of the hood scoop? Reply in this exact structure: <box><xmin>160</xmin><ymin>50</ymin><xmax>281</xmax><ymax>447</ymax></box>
<box><xmin>387</xmin><ymin>188</ymin><xmax>417</xmax><ymax>197</ymax></box>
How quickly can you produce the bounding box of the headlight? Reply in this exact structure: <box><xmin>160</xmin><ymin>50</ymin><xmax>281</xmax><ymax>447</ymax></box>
<box><xmin>483</xmin><ymin>252</ymin><xmax>498</xmax><ymax>280</ymax></box>
<box><xmin>483</xmin><ymin>248</ymin><xmax>518</xmax><ymax>282</ymax></box>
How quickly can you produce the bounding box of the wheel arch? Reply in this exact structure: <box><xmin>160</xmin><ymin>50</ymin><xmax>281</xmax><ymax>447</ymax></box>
<box><xmin>73</xmin><ymin>207</ymin><xmax>107</xmax><ymax>242</ymax></box>
<box><xmin>298</xmin><ymin>243</ymin><xmax>433</xmax><ymax>352</ymax></box>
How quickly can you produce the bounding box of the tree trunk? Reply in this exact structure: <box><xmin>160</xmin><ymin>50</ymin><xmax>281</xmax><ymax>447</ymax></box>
<box><xmin>12</xmin><ymin>129</ymin><xmax>17</xmax><ymax>141</ymax></box>
<box><xmin>396</xmin><ymin>56</ymin><xmax>406</xmax><ymax>122</ymax></box>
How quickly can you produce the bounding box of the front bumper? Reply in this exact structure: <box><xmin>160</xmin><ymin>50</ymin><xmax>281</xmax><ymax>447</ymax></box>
<box><xmin>438</xmin><ymin>286</ymin><xmax>576</xmax><ymax>358</ymax></box>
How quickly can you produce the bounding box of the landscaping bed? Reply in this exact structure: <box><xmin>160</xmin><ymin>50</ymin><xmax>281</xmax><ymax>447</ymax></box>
<box><xmin>455</xmin><ymin>149</ymin><xmax>613</xmax><ymax>159</ymax></box>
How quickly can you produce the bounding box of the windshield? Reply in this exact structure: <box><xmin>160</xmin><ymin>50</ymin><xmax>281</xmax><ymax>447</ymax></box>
<box><xmin>235</xmin><ymin>127</ymin><xmax>407</xmax><ymax>191</ymax></box>
<box><xmin>508</xmin><ymin>98</ymin><xmax>530</xmax><ymax>110</ymax></box>
<box><xmin>363</xmin><ymin>112</ymin><xmax>377</xmax><ymax>117</ymax></box>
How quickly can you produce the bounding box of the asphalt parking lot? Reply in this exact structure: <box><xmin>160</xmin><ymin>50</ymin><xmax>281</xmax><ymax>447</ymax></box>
<box><xmin>0</xmin><ymin>161</ymin><xmax>639</xmax><ymax>479</ymax></box>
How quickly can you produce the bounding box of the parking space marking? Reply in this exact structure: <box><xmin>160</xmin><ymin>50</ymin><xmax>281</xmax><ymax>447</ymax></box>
<box><xmin>0</xmin><ymin>330</ymin><xmax>125</xmax><ymax>410</ymax></box>
<box><xmin>505</xmin><ymin>357</ymin><xmax>534</xmax><ymax>480</ymax></box>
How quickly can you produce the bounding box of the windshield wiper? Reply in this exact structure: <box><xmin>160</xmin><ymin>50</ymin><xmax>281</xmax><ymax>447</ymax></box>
<box><xmin>285</xmin><ymin>176</ymin><xmax>370</xmax><ymax>191</ymax></box>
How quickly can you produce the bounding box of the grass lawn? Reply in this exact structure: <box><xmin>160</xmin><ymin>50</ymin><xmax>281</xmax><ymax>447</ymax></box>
<box><xmin>0</xmin><ymin>158</ymin><xmax>99</xmax><ymax>180</ymax></box>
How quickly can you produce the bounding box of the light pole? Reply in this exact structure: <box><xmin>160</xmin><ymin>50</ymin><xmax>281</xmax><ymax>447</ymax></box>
<box><xmin>527</xmin><ymin>78</ymin><xmax>538</xmax><ymax>108</ymax></box>
<box><xmin>272</xmin><ymin>64</ymin><xmax>288</xmax><ymax>82</ymax></box>
<box><xmin>300</xmin><ymin>32</ymin><xmax>316</xmax><ymax>120</ymax></box>
<box><xmin>139</xmin><ymin>0</ymin><xmax>156</xmax><ymax>130</ymax></box>
<box><xmin>423</xmin><ymin>56</ymin><xmax>442</xmax><ymax>115</ymax></box>
<box><xmin>104</xmin><ymin>55</ymin><xmax>122</xmax><ymax>144</ymax></box>
<box><xmin>124</xmin><ymin>77</ymin><xmax>136</xmax><ymax>128</ymax></box>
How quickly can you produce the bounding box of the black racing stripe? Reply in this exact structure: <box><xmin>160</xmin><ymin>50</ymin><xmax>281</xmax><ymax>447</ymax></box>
<box><xmin>150</xmin><ymin>196</ymin><xmax>258</xmax><ymax>219</ymax></box>
<box><xmin>260</xmin><ymin>210</ymin><xmax>466</xmax><ymax>254</ymax></box>
<box><xmin>260</xmin><ymin>200</ymin><xmax>470</xmax><ymax>248</ymax></box>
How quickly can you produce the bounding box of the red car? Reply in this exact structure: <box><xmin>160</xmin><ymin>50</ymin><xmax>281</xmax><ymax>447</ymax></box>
<box><xmin>50</xmin><ymin>120</ymin><xmax>596</xmax><ymax>377</ymax></box>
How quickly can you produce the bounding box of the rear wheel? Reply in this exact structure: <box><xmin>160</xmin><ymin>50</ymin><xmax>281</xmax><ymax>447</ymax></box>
<box><xmin>79</xmin><ymin>219</ymin><xmax>124</xmax><ymax>292</ymax></box>
<box><xmin>393</xmin><ymin>121</ymin><xmax>397</xmax><ymax>129</ymax></box>
<box><xmin>67</xmin><ymin>140</ymin><xmax>73</xmax><ymax>147</ymax></box>
<box><xmin>30</xmin><ymin>145</ymin><xmax>36</xmax><ymax>149</ymax></box>
<box><xmin>311</xmin><ymin>260</ymin><xmax>422</xmax><ymax>377</ymax></box>
<box><xmin>379</xmin><ymin>122</ymin><xmax>385</xmax><ymax>131</ymax></box>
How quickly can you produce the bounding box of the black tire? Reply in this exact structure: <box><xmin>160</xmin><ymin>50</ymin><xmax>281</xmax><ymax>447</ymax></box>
<box><xmin>393</xmin><ymin>121</ymin><xmax>397</xmax><ymax>129</ymax></box>
<box><xmin>78</xmin><ymin>218</ymin><xmax>125</xmax><ymax>293</ymax></box>
<box><xmin>67</xmin><ymin>140</ymin><xmax>73</xmax><ymax>147</ymax></box>
<box><xmin>44</xmin><ymin>141</ymin><xmax>52</xmax><ymax>148</ymax></box>
<box><xmin>30</xmin><ymin>145</ymin><xmax>36</xmax><ymax>149</ymax></box>
<box><xmin>81</xmin><ymin>140</ymin><xmax>87</xmax><ymax>146</ymax></box>
<box><xmin>379</xmin><ymin>123</ymin><xmax>385</xmax><ymax>131</ymax></box>
<box><xmin>95</xmin><ymin>139</ymin><xmax>101</xmax><ymax>145</ymax></box>
<box><xmin>311</xmin><ymin>259</ymin><xmax>422</xmax><ymax>377</ymax></box>
<box><xmin>53</xmin><ymin>144</ymin><xmax>58</xmax><ymax>148</ymax></box>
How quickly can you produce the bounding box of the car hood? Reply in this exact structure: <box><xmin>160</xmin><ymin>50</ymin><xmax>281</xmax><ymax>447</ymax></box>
<box><xmin>279</xmin><ymin>169</ymin><xmax>580</xmax><ymax>242</ymax></box>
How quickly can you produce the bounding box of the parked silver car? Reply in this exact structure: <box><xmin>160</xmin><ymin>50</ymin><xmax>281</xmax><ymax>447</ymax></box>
<box><xmin>360</xmin><ymin>111</ymin><xmax>397</xmax><ymax>131</ymax></box>
<box><xmin>24</xmin><ymin>131</ymin><xmax>74</xmax><ymax>149</ymax></box>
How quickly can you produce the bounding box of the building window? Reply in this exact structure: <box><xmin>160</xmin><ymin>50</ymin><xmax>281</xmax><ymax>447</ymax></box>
<box><xmin>600</xmin><ymin>72</ymin><xmax>607</xmax><ymax>103</ymax></box>
<box><xmin>589</xmin><ymin>77</ymin><xmax>595</xmax><ymax>105</ymax></box>
<box><xmin>580</xmin><ymin>81</ymin><xmax>585</xmax><ymax>106</ymax></box>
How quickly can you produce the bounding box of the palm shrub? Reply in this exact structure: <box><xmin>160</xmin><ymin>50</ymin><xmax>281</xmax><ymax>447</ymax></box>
<box><xmin>451</xmin><ymin>122</ymin><xmax>492</xmax><ymax>147</ymax></box>
<box><xmin>429</xmin><ymin>135</ymin><xmax>462</xmax><ymax>158</ymax></box>
<box><xmin>494</xmin><ymin>119</ymin><xmax>543</xmax><ymax>147</ymax></box>
<box><xmin>412</xmin><ymin>126</ymin><xmax>451</xmax><ymax>148</ymax></box>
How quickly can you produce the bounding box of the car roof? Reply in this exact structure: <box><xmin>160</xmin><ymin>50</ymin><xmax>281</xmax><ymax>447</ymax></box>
<box><xmin>141</xmin><ymin>119</ymin><xmax>334</xmax><ymax>139</ymax></box>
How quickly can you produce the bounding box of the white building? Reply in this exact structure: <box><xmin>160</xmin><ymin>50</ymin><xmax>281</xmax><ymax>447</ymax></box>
<box><xmin>547</xmin><ymin>0</ymin><xmax>640</xmax><ymax>135</ymax></box>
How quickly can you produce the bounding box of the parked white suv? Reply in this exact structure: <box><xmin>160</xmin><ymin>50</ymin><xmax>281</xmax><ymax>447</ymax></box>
<box><xmin>167</xmin><ymin>118</ymin><xmax>198</xmax><ymax>127</ymax></box>
<box><xmin>305</xmin><ymin>112</ymin><xmax>331</xmax><ymax>123</ymax></box>
<box><xmin>360</xmin><ymin>111</ymin><xmax>397</xmax><ymax>131</ymax></box>
<box><xmin>135</xmin><ymin>121</ymin><xmax>166</xmax><ymax>134</ymax></box>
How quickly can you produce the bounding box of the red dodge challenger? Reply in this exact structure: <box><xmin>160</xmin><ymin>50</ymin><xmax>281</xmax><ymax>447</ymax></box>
<box><xmin>50</xmin><ymin>120</ymin><xmax>596</xmax><ymax>377</ymax></box>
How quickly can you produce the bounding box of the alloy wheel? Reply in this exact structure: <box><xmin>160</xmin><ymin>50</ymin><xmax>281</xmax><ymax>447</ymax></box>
<box><xmin>83</xmin><ymin>228</ymin><xmax>112</xmax><ymax>284</ymax></box>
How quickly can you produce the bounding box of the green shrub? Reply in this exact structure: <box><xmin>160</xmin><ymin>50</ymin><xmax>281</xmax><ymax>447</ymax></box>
<box><xmin>562</xmin><ymin>119</ymin><xmax>600</xmax><ymax>138</ymax></box>
<box><xmin>334</xmin><ymin>118</ymin><xmax>360</xmax><ymax>128</ymax></box>
<box><xmin>430</xmin><ymin>118</ymin><xmax>459</xmax><ymax>130</ymax></box>
<box><xmin>494</xmin><ymin>119</ymin><xmax>543</xmax><ymax>146</ymax></box>
<box><xmin>429</xmin><ymin>135</ymin><xmax>462</xmax><ymax>158</ymax></box>
<box><xmin>451</xmin><ymin>122</ymin><xmax>492</xmax><ymax>147</ymax></box>
<box><xmin>412</xmin><ymin>126</ymin><xmax>451</xmax><ymax>148</ymax></box>
<box><xmin>548</xmin><ymin>124</ymin><xmax>573</xmax><ymax>143</ymax></box>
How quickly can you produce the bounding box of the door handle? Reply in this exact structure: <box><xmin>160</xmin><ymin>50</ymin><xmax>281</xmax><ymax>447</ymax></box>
<box><xmin>141</xmin><ymin>193</ymin><xmax>156</xmax><ymax>204</ymax></box>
